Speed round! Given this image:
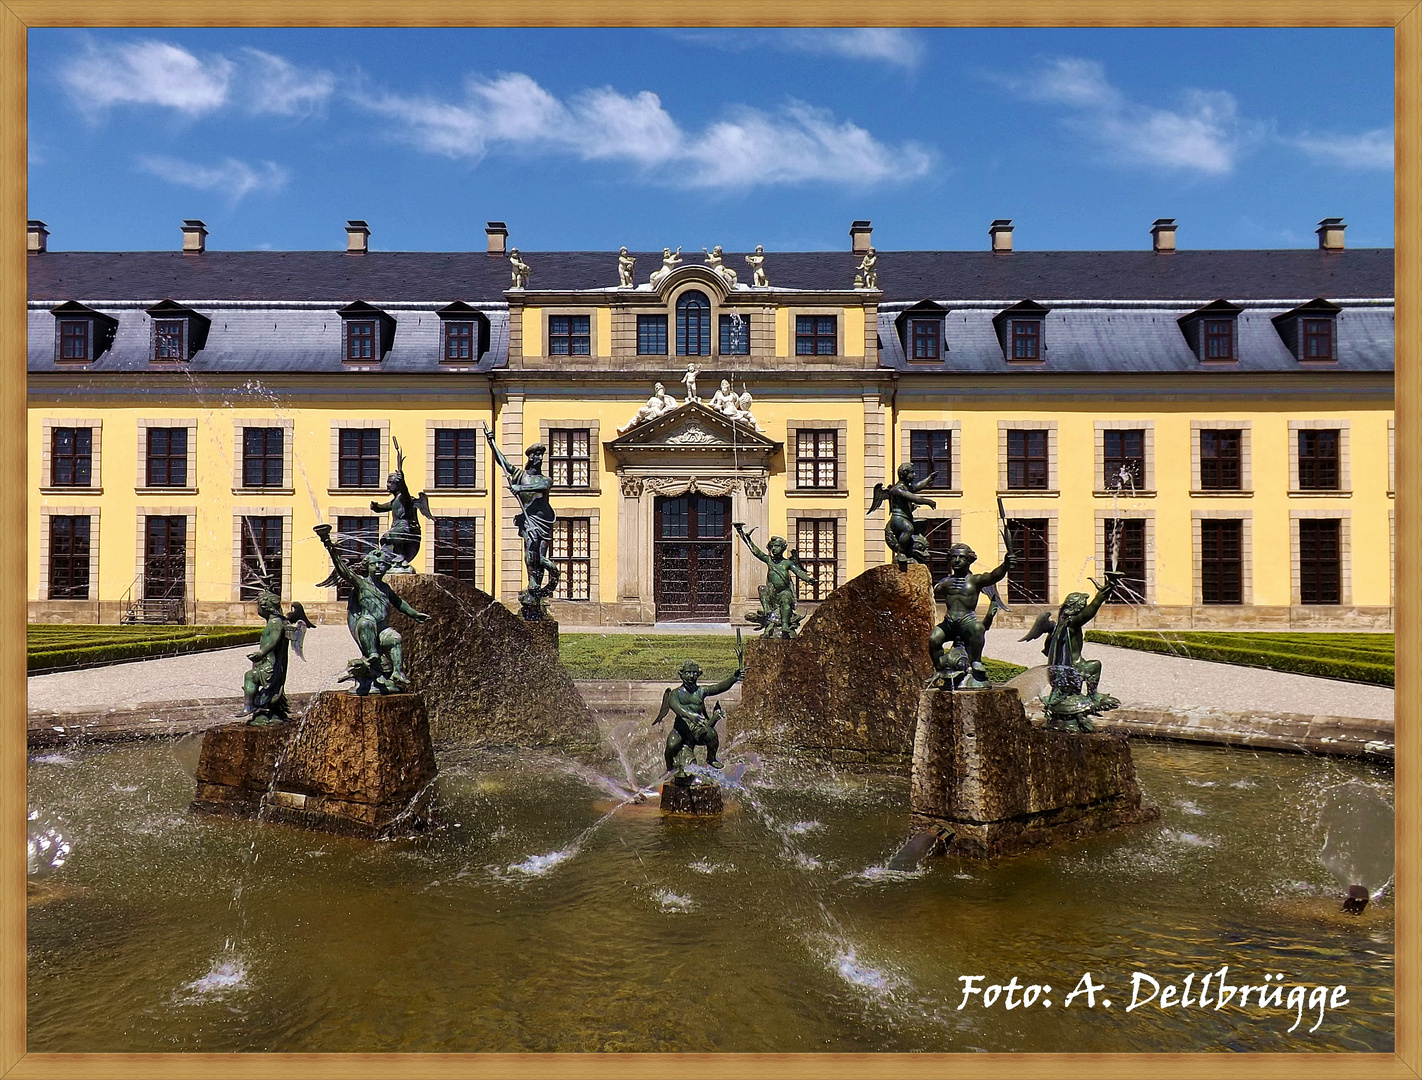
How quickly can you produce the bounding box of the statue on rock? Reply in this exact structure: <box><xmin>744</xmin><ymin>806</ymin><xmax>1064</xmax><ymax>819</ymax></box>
<box><xmin>654</xmin><ymin>655</ymin><xmax>744</xmax><ymax>784</ymax></box>
<box><xmin>649</xmin><ymin>246</ymin><xmax>682</xmax><ymax>288</ymax></box>
<box><xmin>868</xmin><ymin>463</ymin><xmax>937</xmax><ymax>567</ymax></box>
<box><xmin>239</xmin><ymin>589</ymin><xmax>313</xmax><ymax>724</ymax></box>
<box><xmin>370</xmin><ymin>437</ymin><xmax>432</xmax><ymax>570</ymax></box>
<box><xmin>745</xmin><ymin>245</ymin><xmax>768</xmax><ymax>287</ymax></box>
<box><xmin>734</xmin><ymin>522</ymin><xmax>815</xmax><ymax>638</ymax></box>
<box><xmin>1020</xmin><ymin>572</ymin><xmax>1124</xmax><ymax>731</ymax></box>
<box><xmin>315</xmin><ymin>524</ymin><xmax>429</xmax><ymax>695</ymax></box>
<box><xmin>483</xmin><ymin>424</ymin><xmax>561</xmax><ymax>619</ymax></box>
<box><xmin>927</xmin><ymin>543</ymin><xmax>1014</xmax><ymax>690</ymax></box>
<box><xmin>617</xmin><ymin>246</ymin><xmax>636</xmax><ymax>288</ymax></box>
<box><xmin>508</xmin><ymin>248</ymin><xmax>531</xmax><ymax>289</ymax></box>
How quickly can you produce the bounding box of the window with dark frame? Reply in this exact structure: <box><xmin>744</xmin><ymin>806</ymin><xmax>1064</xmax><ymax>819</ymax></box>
<box><xmin>1299</xmin><ymin>518</ymin><xmax>1341</xmax><ymax>604</ymax></box>
<box><xmin>1200</xmin><ymin>519</ymin><xmax>1243</xmax><ymax>604</ymax></box>
<box><xmin>1103</xmin><ymin>518</ymin><xmax>1146</xmax><ymax>604</ymax></box>
<box><xmin>1006</xmin><ymin>430</ymin><xmax>1048</xmax><ymax>490</ymax></box>
<box><xmin>1199</xmin><ymin>429</ymin><xmax>1242</xmax><ymax>490</ymax></box>
<box><xmin>795</xmin><ymin>315</ymin><xmax>836</xmax><ymax>356</ymax></box>
<box><xmin>911</xmin><ymin>318</ymin><xmax>941</xmax><ymax>360</ymax></box>
<box><xmin>548</xmin><ymin>315</ymin><xmax>591</xmax><ymax>356</ymax></box>
<box><xmin>1011</xmin><ymin>320</ymin><xmax>1041</xmax><ymax>360</ymax></box>
<box><xmin>1298</xmin><ymin>429</ymin><xmax>1340</xmax><ymax>490</ymax></box>
<box><xmin>48</xmin><ymin>515</ymin><xmax>91</xmax><ymax>600</ymax></box>
<box><xmin>153</xmin><ymin>319</ymin><xmax>186</xmax><ymax>360</ymax></box>
<box><xmin>242</xmin><ymin>427</ymin><xmax>284</xmax><ymax>488</ymax></box>
<box><xmin>676</xmin><ymin>292</ymin><xmax>711</xmax><ymax>356</ymax></box>
<box><xmin>719</xmin><ymin>313</ymin><xmax>750</xmax><ymax>355</ymax></box>
<box><xmin>794</xmin><ymin>518</ymin><xmax>838</xmax><ymax>601</ymax></box>
<box><xmin>50</xmin><ymin>427</ymin><xmax>93</xmax><ymax>487</ymax></box>
<box><xmin>549</xmin><ymin>429</ymin><xmax>591</xmax><ymax>488</ymax></box>
<box><xmin>433</xmin><ymin>518</ymin><xmax>479</xmax><ymax>583</ymax></box>
<box><xmin>921</xmin><ymin>518</ymin><xmax>953</xmax><ymax>586</ymax></box>
<box><xmin>1102</xmin><ymin>429</ymin><xmax>1145</xmax><ymax>490</ymax></box>
<box><xmin>796</xmin><ymin>430</ymin><xmax>838</xmax><ymax>489</ymax></box>
<box><xmin>434</xmin><ymin>429</ymin><xmax>479</xmax><ymax>488</ymax></box>
<box><xmin>637</xmin><ymin>315</ymin><xmax>668</xmax><ymax>355</ymax></box>
<box><xmin>338</xmin><ymin>428</ymin><xmax>381</xmax><ymax>488</ymax></box>
<box><xmin>1301</xmin><ymin>318</ymin><xmax>1335</xmax><ymax>360</ymax></box>
<box><xmin>145</xmin><ymin>427</ymin><xmax>188</xmax><ymax>488</ymax></box>
<box><xmin>59</xmin><ymin>320</ymin><xmax>90</xmax><ymax>360</ymax></box>
<box><xmin>1007</xmin><ymin>518</ymin><xmax>1049</xmax><ymax>604</ymax></box>
<box><xmin>345</xmin><ymin>320</ymin><xmax>376</xmax><ymax>361</ymax></box>
<box><xmin>1203</xmin><ymin>319</ymin><xmax>1235</xmax><ymax>360</ymax></box>
<box><xmin>910</xmin><ymin>429</ymin><xmax>951</xmax><ymax>489</ymax></box>
<box><xmin>238</xmin><ymin>515</ymin><xmax>283</xmax><ymax>600</ymax></box>
<box><xmin>552</xmin><ymin>517</ymin><xmax>591</xmax><ymax>600</ymax></box>
<box><xmin>444</xmin><ymin>321</ymin><xmax>474</xmax><ymax>361</ymax></box>
<box><xmin>333</xmin><ymin>516</ymin><xmax>379</xmax><ymax>602</ymax></box>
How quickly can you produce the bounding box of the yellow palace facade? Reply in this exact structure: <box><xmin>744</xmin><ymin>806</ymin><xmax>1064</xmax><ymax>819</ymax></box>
<box><xmin>26</xmin><ymin>217</ymin><xmax>1395</xmax><ymax>630</ymax></box>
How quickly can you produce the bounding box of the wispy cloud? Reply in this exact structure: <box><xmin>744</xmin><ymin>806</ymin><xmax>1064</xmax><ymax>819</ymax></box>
<box><xmin>355</xmin><ymin>72</ymin><xmax>930</xmax><ymax>189</ymax></box>
<box><xmin>998</xmin><ymin>56</ymin><xmax>1259</xmax><ymax>175</ymax></box>
<box><xmin>239</xmin><ymin>48</ymin><xmax>335</xmax><ymax>117</ymax></box>
<box><xmin>1291</xmin><ymin>128</ymin><xmax>1393</xmax><ymax>170</ymax></box>
<box><xmin>137</xmin><ymin>155</ymin><xmax>290</xmax><ymax>202</ymax></box>
<box><xmin>673</xmin><ymin>28</ymin><xmax>924</xmax><ymax>70</ymax></box>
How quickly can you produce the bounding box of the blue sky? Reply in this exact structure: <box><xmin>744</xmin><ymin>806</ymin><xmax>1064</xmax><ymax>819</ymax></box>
<box><xmin>28</xmin><ymin>27</ymin><xmax>1395</xmax><ymax>253</ymax></box>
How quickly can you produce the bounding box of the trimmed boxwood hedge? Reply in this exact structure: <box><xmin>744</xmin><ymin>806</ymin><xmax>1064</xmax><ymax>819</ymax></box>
<box><xmin>1084</xmin><ymin>631</ymin><xmax>1394</xmax><ymax>687</ymax></box>
<box><xmin>27</xmin><ymin>625</ymin><xmax>263</xmax><ymax>673</ymax></box>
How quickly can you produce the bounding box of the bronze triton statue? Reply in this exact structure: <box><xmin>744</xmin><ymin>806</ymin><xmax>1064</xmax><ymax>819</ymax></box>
<box><xmin>653</xmin><ymin>651</ymin><xmax>744</xmax><ymax>785</ymax></box>
<box><xmin>239</xmin><ymin>589</ymin><xmax>313</xmax><ymax>725</ymax></box>
<box><xmin>927</xmin><ymin>542</ymin><xmax>1014</xmax><ymax>690</ymax></box>
<box><xmin>734</xmin><ymin>522</ymin><xmax>816</xmax><ymax>638</ymax></box>
<box><xmin>868</xmin><ymin>463</ymin><xmax>937</xmax><ymax>566</ymax></box>
<box><xmin>483</xmin><ymin>423</ymin><xmax>561</xmax><ymax>619</ymax></box>
<box><xmin>370</xmin><ymin>436</ymin><xmax>432</xmax><ymax>570</ymax></box>
<box><xmin>1020</xmin><ymin>572</ymin><xmax>1124</xmax><ymax>732</ymax></box>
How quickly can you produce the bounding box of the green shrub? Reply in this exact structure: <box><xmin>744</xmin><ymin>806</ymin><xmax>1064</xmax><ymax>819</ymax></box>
<box><xmin>27</xmin><ymin>626</ymin><xmax>263</xmax><ymax>673</ymax></box>
<box><xmin>1084</xmin><ymin>631</ymin><xmax>1394</xmax><ymax>687</ymax></box>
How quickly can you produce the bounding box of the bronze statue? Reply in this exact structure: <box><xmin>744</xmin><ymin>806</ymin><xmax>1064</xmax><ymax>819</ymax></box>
<box><xmin>928</xmin><ymin>542</ymin><xmax>1014</xmax><ymax>689</ymax></box>
<box><xmin>315</xmin><ymin>523</ymin><xmax>429</xmax><ymax>695</ymax></box>
<box><xmin>1021</xmin><ymin>572</ymin><xmax>1124</xmax><ymax>731</ymax></box>
<box><xmin>239</xmin><ymin>590</ymin><xmax>312</xmax><ymax>724</ymax></box>
<box><xmin>483</xmin><ymin>423</ymin><xmax>560</xmax><ymax>619</ymax></box>
<box><xmin>653</xmin><ymin>656</ymin><xmax>744</xmax><ymax>785</ymax></box>
<box><xmin>868</xmin><ymin>463</ymin><xmax>937</xmax><ymax>566</ymax></box>
<box><xmin>734</xmin><ymin>522</ymin><xmax>815</xmax><ymax>638</ymax></box>
<box><xmin>370</xmin><ymin>436</ymin><xmax>431</xmax><ymax>569</ymax></box>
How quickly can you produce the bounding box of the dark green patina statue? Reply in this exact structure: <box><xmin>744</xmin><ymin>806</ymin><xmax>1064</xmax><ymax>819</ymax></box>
<box><xmin>868</xmin><ymin>463</ymin><xmax>937</xmax><ymax>566</ymax></box>
<box><xmin>483</xmin><ymin>423</ymin><xmax>560</xmax><ymax>620</ymax></box>
<box><xmin>928</xmin><ymin>543</ymin><xmax>1014</xmax><ymax>690</ymax></box>
<box><xmin>1020</xmin><ymin>571</ymin><xmax>1124</xmax><ymax>731</ymax></box>
<box><xmin>239</xmin><ymin>589</ymin><xmax>313</xmax><ymax>724</ymax></box>
<box><xmin>315</xmin><ymin>523</ymin><xmax>429</xmax><ymax>695</ymax></box>
<box><xmin>653</xmin><ymin>650</ymin><xmax>744</xmax><ymax>785</ymax></box>
<box><xmin>734</xmin><ymin>522</ymin><xmax>815</xmax><ymax>638</ymax></box>
<box><xmin>371</xmin><ymin>436</ymin><xmax>432</xmax><ymax>570</ymax></box>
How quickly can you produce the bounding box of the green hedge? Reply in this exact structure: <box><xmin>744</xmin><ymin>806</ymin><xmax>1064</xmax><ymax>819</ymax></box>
<box><xmin>27</xmin><ymin>626</ymin><xmax>263</xmax><ymax>673</ymax></box>
<box><xmin>1084</xmin><ymin>631</ymin><xmax>1394</xmax><ymax>687</ymax></box>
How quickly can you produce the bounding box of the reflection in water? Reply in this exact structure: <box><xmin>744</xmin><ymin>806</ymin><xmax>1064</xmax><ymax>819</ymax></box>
<box><xmin>27</xmin><ymin>739</ymin><xmax>1394</xmax><ymax>1054</ymax></box>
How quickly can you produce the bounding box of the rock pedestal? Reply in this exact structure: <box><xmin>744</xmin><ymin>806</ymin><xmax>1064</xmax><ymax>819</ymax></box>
<box><xmin>911</xmin><ymin>687</ymin><xmax>1158</xmax><ymax>858</ymax></box>
<box><xmin>659</xmin><ymin>782</ymin><xmax>724</xmax><ymax>815</ymax></box>
<box><xmin>735</xmin><ymin>562</ymin><xmax>936</xmax><ymax>771</ymax></box>
<box><xmin>191</xmin><ymin>690</ymin><xmax>438</xmax><ymax>839</ymax></box>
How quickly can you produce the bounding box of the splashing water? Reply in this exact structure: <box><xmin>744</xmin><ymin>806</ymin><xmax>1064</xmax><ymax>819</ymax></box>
<box><xmin>832</xmin><ymin>948</ymin><xmax>897</xmax><ymax>992</ymax></box>
<box><xmin>652</xmin><ymin>889</ymin><xmax>697</xmax><ymax>913</ymax></box>
<box><xmin>507</xmin><ymin>848</ymin><xmax>577</xmax><ymax>877</ymax></box>
<box><xmin>27</xmin><ymin>811</ymin><xmax>71</xmax><ymax>878</ymax></box>
<box><xmin>179</xmin><ymin>956</ymin><xmax>250</xmax><ymax>1001</ymax></box>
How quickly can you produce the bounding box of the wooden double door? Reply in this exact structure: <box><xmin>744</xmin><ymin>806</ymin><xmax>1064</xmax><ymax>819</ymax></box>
<box><xmin>653</xmin><ymin>495</ymin><xmax>731</xmax><ymax>621</ymax></box>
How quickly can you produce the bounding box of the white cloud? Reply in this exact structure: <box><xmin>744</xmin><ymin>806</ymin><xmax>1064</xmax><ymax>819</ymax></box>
<box><xmin>240</xmin><ymin>49</ymin><xmax>335</xmax><ymax>117</ymax></box>
<box><xmin>1292</xmin><ymin>128</ymin><xmax>1393</xmax><ymax>170</ymax></box>
<box><xmin>672</xmin><ymin>28</ymin><xmax>924</xmax><ymax>69</ymax></box>
<box><xmin>62</xmin><ymin>40</ymin><xmax>233</xmax><ymax>115</ymax></box>
<box><xmin>137</xmin><ymin>155</ymin><xmax>289</xmax><ymax>202</ymax></box>
<box><xmin>357</xmin><ymin>72</ymin><xmax>929</xmax><ymax>189</ymax></box>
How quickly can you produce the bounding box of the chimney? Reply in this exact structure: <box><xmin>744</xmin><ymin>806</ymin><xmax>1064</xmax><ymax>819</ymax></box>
<box><xmin>1151</xmin><ymin>218</ymin><xmax>1177</xmax><ymax>253</ymax></box>
<box><xmin>1317</xmin><ymin>217</ymin><xmax>1346</xmax><ymax>252</ymax></box>
<box><xmin>181</xmin><ymin>219</ymin><xmax>207</xmax><ymax>254</ymax></box>
<box><xmin>989</xmin><ymin>219</ymin><xmax>1014</xmax><ymax>254</ymax></box>
<box><xmin>849</xmin><ymin>220</ymin><xmax>873</xmax><ymax>254</ymax></box>
<box><xmin>27</xmin><ymin>220</ymin><xmax>48</xmax><ymax>254</ymax></box>
<box><xmin>486</xmin><ymin>221</ymin><xmax>509</xmax><ymax>255</ymax></box>
<box><xmin>346</xmin><ymin>220</ymin><xmax>370</xmax><ymax>254</ymax></box>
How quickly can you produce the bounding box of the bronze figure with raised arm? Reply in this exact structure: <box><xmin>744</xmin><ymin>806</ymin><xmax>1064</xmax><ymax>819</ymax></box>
<box><xmin>483</xmin><ymin>423</ymin><xmax>561</xmax><ymax>619</ymax></box>
<box><xmin>927</xmin><ymin>542</ymin><xmax>1014</xmax><ymax>690</ymax></box>
<box><xmin>652</xmin><ymin>658</ymin><xmax>744</xmax><ymax>783</ymax></box>
<box><xmin>734</xmin><ymin>522</ymin><xmax>816</xmax><ymax>638</ymax></box>
<box><xmin>868</xmin><ymin>463</ymin><xmax>938</xmax><ymax>566</ymax></box>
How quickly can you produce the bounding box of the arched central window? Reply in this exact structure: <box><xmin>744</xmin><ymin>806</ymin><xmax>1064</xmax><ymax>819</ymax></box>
<box><xmin>676</xmin><ymin>291</ymin><xmax>711</xmax><ymax>356</ymax></box>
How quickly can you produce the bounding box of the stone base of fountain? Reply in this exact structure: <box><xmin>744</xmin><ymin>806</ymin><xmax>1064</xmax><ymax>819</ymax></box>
<box><xmin>659</xmin><ymin>782</ymin><xmax>724</xmax><ymax>815</ymax></box>
<box><xmin>911</xmin><ymin>687</ymin><xmax>1159</xmax><ymax>858</ymax></box>
<box><xmin>191</xmin><ymin>690</ymin><xmax>438</xmax><ymax>839</ymax></box>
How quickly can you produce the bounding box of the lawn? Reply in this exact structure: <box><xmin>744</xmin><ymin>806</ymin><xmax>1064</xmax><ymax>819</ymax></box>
<box><xmin>27</xmin><ymin>624</ymin><xmax>263</xmax><ymax>674</ymax></box>
<box><xmin>1084</xmin><ymin>631</ymin><xmax>1394</xmax><ymax>687</ymax></box>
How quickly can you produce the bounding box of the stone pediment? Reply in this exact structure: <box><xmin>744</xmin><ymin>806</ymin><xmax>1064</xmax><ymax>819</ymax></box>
<box><xmin>605</xmin><ymin>401</ymin><xmax>780</xmax><ymax>464</ymax></box>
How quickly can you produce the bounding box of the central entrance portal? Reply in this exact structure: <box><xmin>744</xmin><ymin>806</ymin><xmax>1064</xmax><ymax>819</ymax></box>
<box><xmin>654</xmin><ymin>495</ymin><xmax>731</xmax><ymax>621</ymax></box>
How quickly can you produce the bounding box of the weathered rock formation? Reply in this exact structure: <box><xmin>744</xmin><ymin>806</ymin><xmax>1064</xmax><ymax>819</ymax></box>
<box><xmin>735</xmin><ymin>562</ymin><xmax>936</xmax><ymax>770</ymax></box>
<box><xmin>389</xmin><ymin>575</ymin><xmax>600</xmax><ymax>752</ymax></box>
<box><xmin>911</xmin><ymin>687</ymin><xmax>1159</xmax><ymax>857</ymax></box>
<box><xmin>191</xmin><ymin>690</ymin><xmax>438</xmax><ymax>839</ymax></box>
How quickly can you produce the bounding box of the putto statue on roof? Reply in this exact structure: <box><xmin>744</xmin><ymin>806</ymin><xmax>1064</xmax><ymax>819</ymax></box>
<box><xmin>617</xmin><ymin>247</ymin><xmax>636</xmax><ymax>288</ymax></box>
<box><xmin>703</xmin><ymin>245</ymin><xmax>738</xmax><ymax>287</ymax></box>
<box><xmin>509</xmin><ymin>248</ymin><xmax>531</xmax><ymax>289</ymax></box>
<box><xmin>682</xmin><ymin>362</ymin><xmax>701</xmax><ymax>403</ymax></box>
<box><xmin>619</xmin><ymin>382</ymin><xmax>679</xmax><ymax>433</ymax></box>
<box><xmin>854</xmin><ymin>247</ymin><xmax>878</xmax><ymax>290</ymax></box>
<box><xmin>649</xmin><ymin>246</ymin><xmax>682</xmax><ymax>288</ymax></box>
<box><xmin>745</xmin><ymin>245</ymin><xmax>769</xmax><ymax>287</ymax></box>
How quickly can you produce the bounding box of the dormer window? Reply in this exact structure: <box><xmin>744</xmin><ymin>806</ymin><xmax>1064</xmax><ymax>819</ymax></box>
<box><xmin>895</xmin><ymin>301</ymin><xmax>949</xmax><ymax>362</ymax></box>
<box><xmin>50</xmin><ymin>301</ymin><xmax>118</xmax><ymax>363</ymax></box>
<box><xmin>338</xmin><ymin>302</ymin><xmax>397</xmax><ymax>364</ymax></box>
<box><xmin>1302</xmin><ymin>319</ymin><xmax>1334</xmax><ymax>359</ymax></box>
<box><xmin>145</xmin><ymin>300</ymin><xmax>211</xmax><ymax>362</ymax></box>
<box><xmin>992</xmin><ymin>300</ymin><xmax>1050</xmax><ymax>362</ymax></box>
<box><xmin>1272</xmin><ymin>298</ymin><xmax>1340</xmax><ymax>362</ymax></box>
<box><xmin>1203</xmin><ymin>319</ymin><xmax>1234</xmax><ymax>360</ymax></box>
<box><xmin>437</xmin><ymin>302</ymin><xmax>490</xmax><ymax>364</ymax></box>
<box><xmin>346</xmin><ymin>321</ymin><xmax>375</xmax><ymax>360</ymax></box>
<box><xmin>1011</xmin><ymin>319</ymin><xmax>1041</xmax><ymax>359</ymax></box>
<box><xmin>154</xmin><ymin>320</ymin><xmax>186</xmax><ymax>359</ymax></box>
<box><xmin>60</xmin><ymin>320</ymin><xmax>89</xmax><ymax>360</ymax></box>
<box><xmin>1179</xmin><ymin>300</ymin><xmax>1242</xmax><ymax>363</ymax></box>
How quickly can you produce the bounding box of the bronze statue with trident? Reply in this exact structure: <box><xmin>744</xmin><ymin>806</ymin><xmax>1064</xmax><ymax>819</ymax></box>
<box><xmin>483</xmin><ymin>423</ymin><xmax>561</xmax><ymax>619</ymax></box>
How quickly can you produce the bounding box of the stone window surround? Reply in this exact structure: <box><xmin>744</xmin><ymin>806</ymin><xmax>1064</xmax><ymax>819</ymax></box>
<box><xmin>1288</xmin><ymin>419</ymin><xmax>1351</xmax><ymax>495</ymax></box>
<box><xmin>667</xmin><ymin>283</ymin><xmax>727</xmax><ymax>360</ymax></box>
<box><xmin>329</xmin><ymin>420</ymin><xmax>390</xmax><ymax>494</ymax></box>
<box><xmin>542</xmin><ymin>306</ymin><xmax>600</xmax><ymax>359</ymax></box>
<box><xmin>900</xmin><ymin>419</ymin><xmax>962</xmax><ymax>494</ymax></box>
<box><xmin>231</xmin><ymin>508</ymin><xmax>294</xmax><ymax>602</ymax></box>
<box><xmin>426</xmin><ymin>419</ymin><xmax>488</xmax><ymax>495</ymax></box>
<box><xmin>1290</xmin><ymin>509</ymin><xmax>1352</xmax><ymax>606</ymax></box>
<box><xmin>426</xmin><ymin>507</ymin><xmax>486</xmax><ymax>592</ymax></box>
<box><xmin>785</xmin><ymin>508</ymin><xmax>848</xmax><ymax>602</ymax></box>
<box><xmin>549</xmin><ymin>505</ymin><xmax>600</xmax><ymax>604</ymax></box>
<box><xmin>39</xmin><ymin>506</ymin><xmax>100</xmax><ymax>601</ymax></box>
<box><xmin>1191</xmin><ymin>510</ymin><xmax>1253</xmax><ymax>606</ymax></box>
<box><xmin>787</xmin><ymin>306</ymin><xmax>841</xmax><ymax>359</ymax></box>
<box><xmin>323</xmin><ymin>504</ymin><xmax>388</xmax><ymax>602</ymax></box>
<box><xmin>136</xmin><ymin>418</ymin><xmax>199</xmax><ymax>495</ymax></box>
<box><xmin>997</xmin><ymin>420</ymin><xmax>1059</xmax><ymax>495</ymax></box>
<box><xmin>786</xmin><ymin>419</ymin><xmax>849</xmax><ymax>496</ymax></box>
<box><xmin>134</xmin><ymin>506</ymin><xmax>198</xmax><ymax>603</ymax></box>
<box><xmin>233</xmin><ymin>418</ymin><xmax>295</xmax><ymax>494</ymax></box>
<box><xmin>438</xmin><ymin>314</ymin><xmax>486</xmax><ymax>366</ymax></box>
<box><xmin>1190</xmin><ymin>420</ymin><xmax>1253</xmax><ymax>496</ymax></box>
<box><xmin>40</xmin><ymin>417</ymin><xmax>102</xmax><ymax>493</ymax></box>
<box><xmin>1095</xmin><ymin>509</ymin><xmax>1156</xmax><ymax>605</ymax></box>
<box><xmin>539</xmin><ymin>418</ymin><xmax>601</xmax><ymax>495</ymax></box>
<box><xmin>999</xmin><ymin>510</ymin><xmax>1058</xmax><ymax>606</ymax></box>
<box><xmin>1094</xmin><ymin>420</ymin><xmax>1155</xmax><ymax>496</ymax></box>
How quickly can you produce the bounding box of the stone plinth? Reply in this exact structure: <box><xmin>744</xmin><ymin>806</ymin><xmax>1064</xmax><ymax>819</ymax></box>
<box><xmin>735</xmin><ymin>562</ymin><xmax>936</xmax><ymax>771</ymax></box>
<box><xmin>389</xmin><ymin>575</ymin><xmax>599</xmax><ymax>752</ymax></box>
<box><xmin>191</xmin><ymin>690</ymin><xmax>438</xmax><ymax>839</ymax></box>
<box><xmin>912</xmin><ymin>687</ymin><xmax>1159</xmax><ymax>858</ymax></box>
<box><xmin>659</xmin><ymin>782</ymin><xmax>724</xmax><ymax>815</ymax></box>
